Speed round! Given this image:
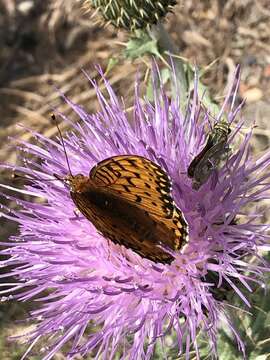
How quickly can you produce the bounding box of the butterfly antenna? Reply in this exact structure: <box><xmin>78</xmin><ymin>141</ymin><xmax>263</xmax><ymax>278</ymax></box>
<box><xmin>12</xmin><ymin>172</ymin><xmax>58</xmax><ymax>182</ymax></box>
<box><xmin>51</xmin><ymin>114</ymin><xmax>73</xmax><ymax>177</ymax></box>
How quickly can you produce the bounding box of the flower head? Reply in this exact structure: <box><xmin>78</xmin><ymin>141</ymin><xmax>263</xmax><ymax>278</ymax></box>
<box><xmin>87</xmin><ymin>0</ymin><xmax>177</xmax><ymax>30</ymax></box>
<box><xmin>1</xmin><ymin>66</ymin><xmax>269</xmax><ymax>359</ymax></box>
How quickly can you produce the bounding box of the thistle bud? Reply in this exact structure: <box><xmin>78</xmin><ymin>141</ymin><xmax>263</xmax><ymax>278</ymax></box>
<box><xmin>87</xmin><ymin>0</ymin><xmax>177</xmax><ymax>30</ymax></box>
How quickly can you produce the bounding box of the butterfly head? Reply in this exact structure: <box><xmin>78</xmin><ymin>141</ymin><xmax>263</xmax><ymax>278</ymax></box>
<box><xmin>54</xmin><ymin>173</ymin><xmax>89</xmax><ymax>193</ymax></box>
<box><xmin>67</xmin><ymin>174</ymin><xmax>87</xmax><ymax>192</ymax></box>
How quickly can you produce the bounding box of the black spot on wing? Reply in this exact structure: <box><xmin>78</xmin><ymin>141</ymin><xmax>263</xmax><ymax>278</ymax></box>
<box><xmin>126</xmin><ymin>159</ymin><xmax>140</xmax><ymax>168</ymax></box>
<box><xmin>133</xmin><ymin>172</ymin><xmax>140</xmax><ymax>178</ymax></box>
<box><xmin>98</xmin><ymin>168</ymin><xmax>115</xmax><ymax>183</ymax></box>
<box><xmin>122</xmin><ymin>185</ymin><xmax>131</xmax><ymax>193</ymax></box>
<box><xmin>111</xmin><ymin>159</ymin><xmax>126</xmax><ymax>171</ymax></box>
<box><xmin>126</xmin><ymin>177</ymin><xmax>135</xmax><ymax>186</ymax></box>
<box><xmin>106</xmin><ymin>165</ymin><xmax>121</xmax><ymax>178</ymax></box>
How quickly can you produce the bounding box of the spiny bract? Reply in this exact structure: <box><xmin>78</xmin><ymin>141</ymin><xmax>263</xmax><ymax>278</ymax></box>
<box><xmin>87</xmin><ymin>0</ymin><xmax>177</xmax><ymax>30</ymax></box>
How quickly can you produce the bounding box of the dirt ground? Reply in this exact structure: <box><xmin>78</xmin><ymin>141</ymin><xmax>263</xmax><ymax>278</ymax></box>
<box><xmin>0</xmin><ymin>1</ymin><xmax>270</xmax><ymax>161</ymax></box>
<box><xmin>0</xmin><ymin>0</ymin><xmax>270</xmax><ymax>358</ymax></box>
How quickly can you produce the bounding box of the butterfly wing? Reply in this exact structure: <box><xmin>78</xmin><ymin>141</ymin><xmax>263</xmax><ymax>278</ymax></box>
<box><xmin>71</xmin><ymin>186</ymin><xmax>176</xmax><ymax>263</ymax></box>
<box><xmin>72</xmin><ymin>155</ymin><xmax>188</xmax><ymax>263</ymax></box>
<box><xmin>90</xmin><ymin>155</ymin><xmax>188</xmax><ymax>235</ymax></box>
<box><xmin>90</xmin><ymin>155</ymin><xmax>173</xmax><ymax>217</ymax></box>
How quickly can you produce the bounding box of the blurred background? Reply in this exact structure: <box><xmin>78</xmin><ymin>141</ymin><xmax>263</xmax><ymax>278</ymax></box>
<box><xmin>0</xmin><ymin>0</ymin><xmax>270</xmax><ymax>358</ymax></box>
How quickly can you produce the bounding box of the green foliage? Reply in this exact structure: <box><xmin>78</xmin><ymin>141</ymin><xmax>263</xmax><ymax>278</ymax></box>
<box><xmin>208</xmin><ymin>270</ymin><xmax>270</xmax><ymax>359</ymax></box>
<box><xmin>124</xmin><ymin>31</ymin><xmax>160</xmax><ymax>60</ymax></box>
<box><xmin>0</xmin><ymin>302</ymin><xmax>33</xmax><ymax>359</ymax></box>
<box><xmin>105</xmin><ymin>57</ymin><xmax>119</xmax><ymax>75</ymax></box>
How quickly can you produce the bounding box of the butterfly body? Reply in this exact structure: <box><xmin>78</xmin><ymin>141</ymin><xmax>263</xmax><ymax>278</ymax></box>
<box><xmin>188</xmin><ymin>120</ymin><xmax>230</xmax><ymax>190</ymax></box>
<box><xmin>66</xmin><ymin>155</ymin><xmax>188</xmax><ymax>264</ymax></box>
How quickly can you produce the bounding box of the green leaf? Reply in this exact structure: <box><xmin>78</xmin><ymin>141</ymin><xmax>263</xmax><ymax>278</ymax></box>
<box><xmin>124</xmin><ymin>32</ymin><xmax>160</xmax><ymax>60</ymax></box>
<box><xmin>250</xmin><ymin>355</ymin><xmax>268</xmax><ymax>360</ymax></box>
<box><xmin>104</xmin><ymin>57</ymin><xmax>119</xmax><ymax>75</ymax></box>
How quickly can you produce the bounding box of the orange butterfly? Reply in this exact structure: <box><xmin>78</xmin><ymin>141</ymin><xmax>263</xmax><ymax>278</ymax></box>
<box><xmin>64</xmin><ymin>155</ymin><xmax>188</xmax><ymax>264</ymax></box>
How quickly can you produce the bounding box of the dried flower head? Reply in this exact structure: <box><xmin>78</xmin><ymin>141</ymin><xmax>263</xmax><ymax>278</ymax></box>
<box><xmin>87</xmin><ymin>0</ymin><xmax>177</xmax><ymax>30</ymax></box>
<box><xmin>0</xmin><ymin>66</ymin><xmax>269</xmax><ymax>359</ymax></box>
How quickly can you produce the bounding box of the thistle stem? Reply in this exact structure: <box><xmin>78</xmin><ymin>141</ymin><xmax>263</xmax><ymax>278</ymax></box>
<box><xmin>148</xmin><ymin>22</ymin><xmax>188</xmax><ymax>108</ymax></box>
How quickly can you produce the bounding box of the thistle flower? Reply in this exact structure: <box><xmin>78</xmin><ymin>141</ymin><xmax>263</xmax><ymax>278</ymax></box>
<box><xmin>87</xmin><ymin>0</ymin><xmax>177</xmax><ymax>30</ymax></box>
<box><xmin>1</xmin><ymin>66</ymin><xmax>269</xmax><ymax>360</ymax></box>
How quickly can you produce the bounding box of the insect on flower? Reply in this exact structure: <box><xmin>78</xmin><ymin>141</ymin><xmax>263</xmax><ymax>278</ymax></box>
<box><xmin>2</xmin><ymin>66</ymin><xmax>270</xmax><ymax>360</ymax></box>
<box><xmin>187</xmin><ymin>118</ymin><xmax>231</xmax><ymax>190</ymax></box>
<box><xmin>52</xmin><ymin>115</ymin><xmax>189</xmax><ymax>264</ymax></box>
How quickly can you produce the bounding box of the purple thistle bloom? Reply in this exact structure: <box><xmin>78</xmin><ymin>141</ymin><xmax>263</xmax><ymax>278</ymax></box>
<box><xmin>0</xmin><ymin>66</ymin><xmax>269</xmax><ymax>359</ymax></box>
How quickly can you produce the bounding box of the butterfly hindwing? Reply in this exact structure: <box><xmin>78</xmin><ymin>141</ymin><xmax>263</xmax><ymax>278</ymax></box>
<box><xmin>71</xmin><ymin>187</ymin><xmax>175</xmax><ymax>263</ymax></box>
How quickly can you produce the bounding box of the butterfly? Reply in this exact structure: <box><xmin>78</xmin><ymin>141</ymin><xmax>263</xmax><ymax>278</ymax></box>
<box><xmin>62</xmin><ymin>155</ymin><xmax>189</xmax><ymax>264</ymax></box>
<box><xmin>187</xmin><ymin>119</ymin><xmax>231</xmax><ymax>190</ymax></box>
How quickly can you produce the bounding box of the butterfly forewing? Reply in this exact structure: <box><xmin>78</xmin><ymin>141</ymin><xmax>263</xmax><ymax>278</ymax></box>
<box><xmin>69</xmin><ymin>155</ymin><xmax>188</xmax><ymax>264</ymax></box>
<box><xmin>90</xmin><ymin>156</ymin><xmax>187</xmax><ymax>232</ymax></box>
